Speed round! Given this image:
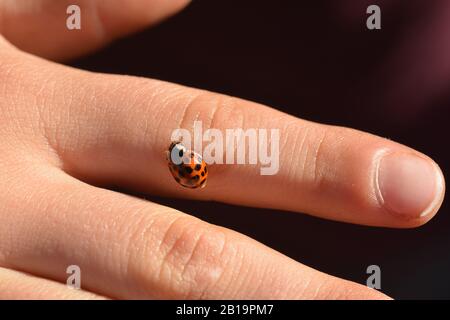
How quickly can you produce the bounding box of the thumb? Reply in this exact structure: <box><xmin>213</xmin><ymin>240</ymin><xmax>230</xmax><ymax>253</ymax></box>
<box><xmin>0</xmin><ymin>0</ymin><xmax>190</xmax><ymax>61</ymax></box>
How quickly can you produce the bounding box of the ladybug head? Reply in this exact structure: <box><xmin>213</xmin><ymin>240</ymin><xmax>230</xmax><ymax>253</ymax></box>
<box><xmin>168</xmin><ymin>141</ymin><xmax>187</xmax><ymax>165</ymax></box>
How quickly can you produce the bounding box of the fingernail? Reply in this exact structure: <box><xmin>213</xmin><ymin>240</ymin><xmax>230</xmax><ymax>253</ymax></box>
<box><xmin>376</xmin><ymin>152</ymin><xmax>444</xmax><ymax>219</ymax></box>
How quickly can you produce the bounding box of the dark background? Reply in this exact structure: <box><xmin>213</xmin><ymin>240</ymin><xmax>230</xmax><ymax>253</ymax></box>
<box><xmin>71</xmin><ymin>0</ymin><xmax>449</xmax><ymax>299</ymax></box>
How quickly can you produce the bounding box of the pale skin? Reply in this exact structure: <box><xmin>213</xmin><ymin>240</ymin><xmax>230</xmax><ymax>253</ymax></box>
<box><xmin>0</xmin><ymin>1</ymin><xmax>445</xmax><ymax>299</ymax></box>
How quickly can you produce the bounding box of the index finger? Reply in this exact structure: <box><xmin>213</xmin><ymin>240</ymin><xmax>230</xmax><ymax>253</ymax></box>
<box><xmin>2</xmin><ymin>44</ymin><xmax>445</xmax><ymax>228</ymax></box>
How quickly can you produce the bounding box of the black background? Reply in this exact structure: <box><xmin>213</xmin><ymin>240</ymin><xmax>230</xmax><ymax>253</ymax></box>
<box><xmin>72</xmin><ymin>0</ymin><xmax>449</xmax><ymax>299</ymax></box>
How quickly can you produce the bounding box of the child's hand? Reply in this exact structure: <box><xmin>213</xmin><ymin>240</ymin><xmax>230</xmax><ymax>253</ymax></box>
<box><xmin>0</xmin><ymin>0</ymin><xmax>444</xmax><ymax>299</ymax></box>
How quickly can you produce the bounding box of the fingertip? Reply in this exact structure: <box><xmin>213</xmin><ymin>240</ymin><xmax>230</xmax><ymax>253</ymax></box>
<box><xmin>300</xmin><ymin>272</ymin><xmax>392</xmax><ymax>300</ymax></box>
<box><xmin>374</xmin><ymin>150</ymin><xmax>445</xmax><ymax>227</ymax></box>
<box><xmin>0</xmin><ymin>0</ymin><xmax>192</xmax><ymax>60</ymax></box>
<box><xmin>102</xmin><ymin>0</ymin><xmax>192</xmax><ymax>37</ymax></box>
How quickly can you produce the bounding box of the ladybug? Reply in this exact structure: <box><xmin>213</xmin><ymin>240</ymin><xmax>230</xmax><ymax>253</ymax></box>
<box><xmin>166</xmin><ymin>141</ymin><xmax>208</xmax><ymax>189</ymax></box>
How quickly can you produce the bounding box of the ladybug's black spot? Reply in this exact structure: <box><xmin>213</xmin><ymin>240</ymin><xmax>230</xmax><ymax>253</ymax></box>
<box><xmin>178</xmin><ymin>169</ymin><xmax>185</xmax><ymax>178</ymax></box>
<box><xmin>201</xmin><ymin>171</ymin><xmax>205</xmax><ymax>177</ymax></box>
<box><xmin>185</xmin><ymin>167</ymin><xmax>193</xmax><ymax>174</ymax></box>
<box><xmin>194</xmin><ymin>164</ymin><xmax>201</xmax><ymax>171</ymax></box>
<box><xmin>192</xmin><ymin>175</ymin><xmax>199</xmax><ymax>181</ymax></box>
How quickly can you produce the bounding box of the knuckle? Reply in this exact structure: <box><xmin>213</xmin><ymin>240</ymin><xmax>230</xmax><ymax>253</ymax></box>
<box><xmin>283</xmin><ymin>123</ymin><xmax>373</xmax><ymax>199</ymax></box>
<box><xmin>282</xmin><ymin>123</ymin><xmax>349</xmax><ymax>190</ymax></box>
<box><xmin>123</xmin><ymin>211</ymin><xmax>236</xmax><ymax>299</ymax></box>
<box><xmin>282</xmin><ymin>124</ymin><xmax>319</xmax><ymax>185</ymax></box>
<box><xmin>208</xmin><ymin>95</ymin><xmax>246</xmax><ymax>131</ymax></box>
<box><xmin>156</xmin><ymin>215</ymin><xmax>231</xmax><ymax>299</ymax></box>
<box><xmin>177</xmin><ymin>92</ymin><xmax>246</xmax><ymax>134</ymax></box>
